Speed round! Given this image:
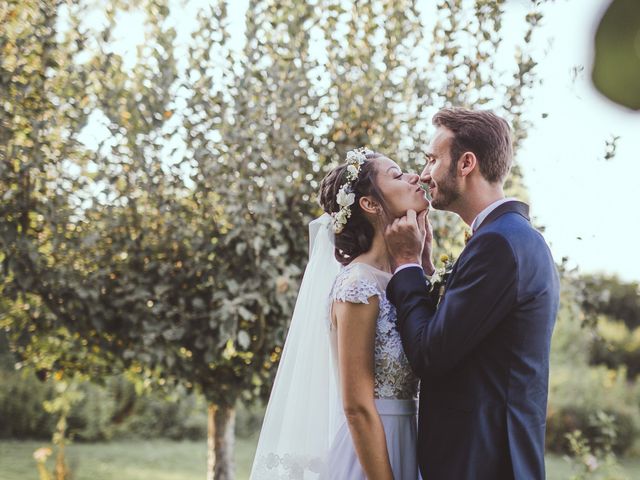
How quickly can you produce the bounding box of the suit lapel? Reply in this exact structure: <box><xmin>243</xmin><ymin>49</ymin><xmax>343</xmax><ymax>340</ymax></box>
<box><xmin>446</xmin><ymin>201</ymin><xmax>530</xmax><ymax>281</ymax></box>
<box><xmin>474</xmin><ymin>200</ymin><xmax>530</xmax><ymax>233</ymax></box>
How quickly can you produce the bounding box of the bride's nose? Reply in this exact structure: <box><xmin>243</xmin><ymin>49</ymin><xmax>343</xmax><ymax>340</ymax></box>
<box><xmin>407</xmin><ymin>173</ymin><xmax>420</xmax><ymax>184</ymax></box>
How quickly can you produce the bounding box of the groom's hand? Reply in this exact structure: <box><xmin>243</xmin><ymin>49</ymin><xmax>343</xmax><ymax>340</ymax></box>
<box><xmin>421</xmin><ymin>212</ymin><xmax>435</xmax><ymax>276</ymax></box>
<box><xmin>385</xmin><ymin>209</ymin><xmax>426</xmax><ymax>270</ymax></box>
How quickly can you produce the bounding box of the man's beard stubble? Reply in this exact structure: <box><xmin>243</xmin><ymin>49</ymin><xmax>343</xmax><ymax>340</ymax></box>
<box><xmin>430</xmin><ymin>169</ymin><xmax>461</xmax><ymax>210</ymax></box>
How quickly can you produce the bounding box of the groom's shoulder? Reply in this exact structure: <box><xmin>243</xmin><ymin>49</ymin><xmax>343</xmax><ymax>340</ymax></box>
<box><xmin>481</xmin><ymin>212</ymin><xmax>550</xmax><ymax>255</ymax></box>
<box><xmin>486</xmin><ymin>209</ymin><xmax>532</xmax><ymax>234</ymax></box>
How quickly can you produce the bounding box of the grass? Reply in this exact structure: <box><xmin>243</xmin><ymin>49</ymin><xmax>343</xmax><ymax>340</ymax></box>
<box><xmin>0</xmin><ymin>437</ymin><xmax>258</xmax><ymax>480</ymax></box>
<box><xmin>1</xmin><ymin>438</ymin><xmax>640</xmax><ymax>480</ymax></box>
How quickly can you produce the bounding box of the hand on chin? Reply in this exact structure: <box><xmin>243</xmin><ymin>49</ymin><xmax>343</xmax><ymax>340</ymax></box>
<box><xmin>384</xmin><ymin>209</ymin><xmax>427</xmax><ymax>269</ymax></box>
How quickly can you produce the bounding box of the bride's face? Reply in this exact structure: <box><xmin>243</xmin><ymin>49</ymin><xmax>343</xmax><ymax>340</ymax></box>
<box><xmin>372</xmin><ymin>156</ymin><xmax>430</xmax><ymax>218</ymax></box>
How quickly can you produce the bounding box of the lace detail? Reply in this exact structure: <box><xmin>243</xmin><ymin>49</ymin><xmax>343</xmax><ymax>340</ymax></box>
<box><xmin>251</xmin><ymin>452</ymin><xmax>324</xmax><ymax>479</ymax></box>
<box><xmin>332</xmin><ymin>277</ymin><xmax>380</xmax><ymax>304</ymax></box>
<box><xmin>330</xmin><ymin>264</ymin><xmax>419</xmax><ymax>400</ymax></box>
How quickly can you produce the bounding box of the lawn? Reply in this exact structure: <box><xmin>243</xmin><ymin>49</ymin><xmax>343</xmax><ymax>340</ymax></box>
<box><xmin>1</xmin><ymin>438</ymin><xmax>639</xmax><ymax>480</ymax></box>
<box><xmin>0</xmin><ymin>438</ymin><xmax>258</xmax><ymax>480</ymax></box>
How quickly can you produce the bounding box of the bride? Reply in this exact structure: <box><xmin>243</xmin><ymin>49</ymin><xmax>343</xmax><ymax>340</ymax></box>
<box><xmin>250</xmin><ymin>148</ymin><xmax>429</xmax><ymax>479</ymax></box>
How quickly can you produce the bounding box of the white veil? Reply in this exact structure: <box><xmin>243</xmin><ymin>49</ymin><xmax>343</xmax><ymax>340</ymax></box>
<box><xmin>250</xmin><ymin>213</ymin><xmax>343</xmax><ymax>479</ymax></box>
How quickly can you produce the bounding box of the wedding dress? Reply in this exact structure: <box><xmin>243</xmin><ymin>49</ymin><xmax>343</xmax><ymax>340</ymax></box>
<box><xmin>250</xmin><ymin>215</ymin><xmax>420</xmax><ymax>479</ymax></box>
<box><xmin>320</xmin><ymin>262</ymin><xmax>421</xmax><ymax>479</ymax></box>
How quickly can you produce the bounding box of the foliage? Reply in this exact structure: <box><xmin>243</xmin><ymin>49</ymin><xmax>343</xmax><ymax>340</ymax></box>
<box><xmin>0</xmin><ymin>0</ymin><xmax>122</xmax><ymax>382</ymax></box>
<box><xmin>547</xmin><ymin>267</ymin><xmax>640</xmax><ymax>456</ymax></box>
<box><xmin>550</xmin><ymin>263</ymin><xmax>593</xmax><ymax>367</ymax></box>
<box><xmin>580</xmin><ymin>274</ymin><xmax>640</xmax><ymax>330</ymax></box>
<box><xmin>0</xmin><ymin>371</ymin><xmax>208</xmax><ymax>441</ymax></box>
<box><xmin>564</xmin><ymin>413</ymin><xmax>629</xmax><ymax>480</ymax></box>
<box><xmin>112</xmin><ymin>383</ymin><xmax>208</xmax><ymax>441</ymax></box>
<box><xmin>1</xmin><ymin>0</ymin><xmax>551</xmax><ymax>475</ymax></box>
<box><xmin>590</xmin><ymin>316</ymin><xmax>640</xmax><ymax>378</ymax></box>
<box><xmin>547</xmin><ymin>361</ymin><xmax>638</xmax><ymax>455</ymax></box>
<box><xmin>0</xmin><ymin>367</ymin><xmax>55</xmax><ymax>439</ymax></box>
<box><xmin>0</xmin><ymin>335</ymin><xmax>208</xmax><ymax>442</ymax></box>
<box><xmin>592</xmin><ymin>0</ymin><xmax>640</xmax><ymax>110</ymax></box>
<box><xmin>1</xmin><ymin>0</ymin><xmax>546</xmax><ymax>402</ymax></box>
<box><xmin>39</xmin><ymin>377</ymin><xmax>85</xmax><ymax>480</ymax></box>
<box><xmin>234</xmin><ymin>401</ymin><xmax>266</xmax><ymax>440</ymax></box>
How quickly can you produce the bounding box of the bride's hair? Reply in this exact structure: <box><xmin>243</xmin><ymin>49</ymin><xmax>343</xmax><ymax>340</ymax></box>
<box><xmin>319</xmin><ymin>151</ymin><xmax>388</xmax><ymax>266</ymax></box>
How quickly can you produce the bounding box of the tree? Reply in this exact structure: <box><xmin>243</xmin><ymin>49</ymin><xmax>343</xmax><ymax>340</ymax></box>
<box><xmin>0</xmin><ymin>0</ymin><xmax>110</xmax><ymax>373</ymax></box>
<box><xmin>1</xmin><ymin>0</ymin><xmax>548</xmax><ymax>478</ymax></box>
<box><xmin>580</xmin><ymin>274</ymin><xmax>640</xmax><ymax>329</ymax></box>
<box><xmin>592</xmin><ymin>0</ymin><xmax>640</xmax><ymax>110</ymax></box>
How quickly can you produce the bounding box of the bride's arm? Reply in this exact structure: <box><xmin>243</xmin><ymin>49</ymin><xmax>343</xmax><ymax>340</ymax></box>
<box><xmin>334</xmin><ymin>298</ymin><xmax>394</xmax><ymax>480</ymax></box>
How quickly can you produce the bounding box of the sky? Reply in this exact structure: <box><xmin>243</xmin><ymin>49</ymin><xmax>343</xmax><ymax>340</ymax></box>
<box><xmin>78</xmin><ymin>0</ymin><xmax>640</xmax><ymax>283</ymax></box>
<box><xmin>508</xmin><ymin>0</ymin><xmax>640</xmax><ymax>282</ymax></box>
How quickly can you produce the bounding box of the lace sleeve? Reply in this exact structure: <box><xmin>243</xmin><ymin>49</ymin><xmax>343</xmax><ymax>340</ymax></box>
<box><xmin>332</xmin><ymin>267</ymin><xmax>381</xmax><ymax>304</ymax></box>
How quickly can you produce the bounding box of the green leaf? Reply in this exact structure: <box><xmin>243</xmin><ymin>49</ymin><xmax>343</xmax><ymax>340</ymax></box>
<box><xmin>592</xmin><ymin>0</ymin><xmax>640</xmax><ymax>110</ymax></box>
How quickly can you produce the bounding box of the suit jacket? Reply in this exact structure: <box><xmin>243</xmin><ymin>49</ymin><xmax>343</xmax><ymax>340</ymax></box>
<box><xmin>387</xmin><ymin>201</ymin><xmax>560</xmax><ymax>480</ymax></box>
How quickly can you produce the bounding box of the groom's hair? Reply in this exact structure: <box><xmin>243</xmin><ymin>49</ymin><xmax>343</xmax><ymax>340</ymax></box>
<box><xmin>433</xmin><ymin>107</ymin><xmax>513</xmax><ymax>184</ymax></box>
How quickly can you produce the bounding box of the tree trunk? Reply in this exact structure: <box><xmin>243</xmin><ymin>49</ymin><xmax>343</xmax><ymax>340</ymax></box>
<box><xmin>207</xmin><ymin>403</ymin><xmax>236</xmax><ymax>480</ymax></box>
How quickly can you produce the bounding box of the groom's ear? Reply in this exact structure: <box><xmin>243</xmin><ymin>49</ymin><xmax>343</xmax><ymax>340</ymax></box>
<box><xmin>359</xmin><ymin>196</ymin><xmax>380</xmax><ymax>215</ymax></box>
<box><xmin>458</xmin><ymin>152</ymin><xmax>477</xmax><ymax>177</ymax></box>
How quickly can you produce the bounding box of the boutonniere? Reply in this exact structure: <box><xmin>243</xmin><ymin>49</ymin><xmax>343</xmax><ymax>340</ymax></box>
<box><xmin>429</xmin><ymin>254</ymin><xmax>455</xmax><ymax>307</ymax></box>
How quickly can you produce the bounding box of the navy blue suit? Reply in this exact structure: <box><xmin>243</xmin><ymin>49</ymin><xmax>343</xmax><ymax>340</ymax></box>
<box><xmin>387</xmin><ymin>201</ymin><xmax>559</xmax><ymax>480</ymax></box>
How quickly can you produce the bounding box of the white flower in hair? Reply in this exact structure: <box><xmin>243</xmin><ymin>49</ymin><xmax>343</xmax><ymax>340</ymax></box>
<box><xmin>336</xmin><ymin>188</ymin><xmax>355</xmax><ymax>207</ymax></box>
<box><xmin>332</xmin><ymin>207</ymin><xmax>350</xmax><ymax>233</ymax></box>
<box><xmin>330</xmin><ymin>147</ymin><xmax>372</xmax><ymax>233</ymax></box>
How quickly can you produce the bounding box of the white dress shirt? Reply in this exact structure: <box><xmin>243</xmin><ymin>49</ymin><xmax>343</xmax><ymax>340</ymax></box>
<box><xmin>469</xmin><ymin>197</ymin><xmax>516</xmax><ymax>233</ymax></box>
<box><xmin>393</xmin><ymin>198</ymin><xmax>518</xmax><ymax>276</ymax></box>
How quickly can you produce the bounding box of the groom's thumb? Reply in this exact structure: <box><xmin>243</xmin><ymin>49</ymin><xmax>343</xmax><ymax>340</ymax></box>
<box><xmin>417</xmin><ymin>210</ymin><xmax>427</xmax><ymax>236</ymax></box>
<box><xmin>406</xmin><ymin>209</ymin><xmax>417</xmax><ymax>227</ymax></box>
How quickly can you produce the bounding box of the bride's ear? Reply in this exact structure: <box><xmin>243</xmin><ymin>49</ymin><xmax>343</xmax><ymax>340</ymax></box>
<box><xmin>359</xmin><ymin>195</ymin><xmax>381</xmax><ymax>215</ymax></box>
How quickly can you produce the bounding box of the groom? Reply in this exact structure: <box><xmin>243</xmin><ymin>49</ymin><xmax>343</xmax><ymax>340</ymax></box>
<box><xmin>384</xmin><ymin>107</ymin><xmax>560</xmax><ymax>480</ymax></box>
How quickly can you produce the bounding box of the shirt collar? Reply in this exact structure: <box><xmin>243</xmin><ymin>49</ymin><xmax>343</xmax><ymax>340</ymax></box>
<box><xmin>470</xmin><ymin>197</ymin><xmax>517</xmax><ymax>232</ymax></box>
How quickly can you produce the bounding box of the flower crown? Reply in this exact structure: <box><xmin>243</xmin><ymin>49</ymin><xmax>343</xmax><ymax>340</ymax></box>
<box><xmin>331</xmin><ymin>147</ymin><xmax>373</xmax><ymax>233</ymax></box>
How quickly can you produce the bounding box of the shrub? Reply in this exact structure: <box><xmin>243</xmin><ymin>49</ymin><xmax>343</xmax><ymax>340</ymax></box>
<box><xmin>235</xmin><ymin>401</ymin><xmax>266</xmax><ymax>439</ymax></box>
<box><xmin>112</xmin><ymin>388</ymin><xmax>207</xmax><ymax>441</ymax></box>
<box><xmin>590</xmin><ymin>316</ymin><xmax>640</xmax><ymax>378</ymax></box>
<box><xmin>0</xmin><ymin>368</ymin><xmax>54</xmax><ymax>439</ymax></box>
<box><xmin>0</xmin><ymin>368</ymin><xmax>208</xmax><ymax>441</ymax></box>
<box><xmin>547</xmin><ymin>364</ymin><xmax>639</xmax><ymax>454</ymax></box>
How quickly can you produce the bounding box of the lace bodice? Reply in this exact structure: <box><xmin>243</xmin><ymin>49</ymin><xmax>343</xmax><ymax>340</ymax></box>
<box><xmin>329</xmin><ymin>263</ymin><xmax>418</xmax><ymax>400</ymax></box>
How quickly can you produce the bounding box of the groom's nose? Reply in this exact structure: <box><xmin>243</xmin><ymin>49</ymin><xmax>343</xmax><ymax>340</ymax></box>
<box><xmin>420</xmin><ymin>165</ymin><xmax>431</xmax><ymax>184</ymax></box>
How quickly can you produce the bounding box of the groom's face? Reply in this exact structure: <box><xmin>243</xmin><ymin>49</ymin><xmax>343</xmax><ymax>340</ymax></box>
<box><xmin>422</xmin><ymin>127</ymin><xmax>461</xmax><ymax>210</ymax></box>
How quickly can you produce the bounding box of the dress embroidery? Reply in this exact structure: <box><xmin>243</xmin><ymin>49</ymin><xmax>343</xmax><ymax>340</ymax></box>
<box><xmin>330</xmin><ymin>263</ymin><xmax>419</xmax><ymax>400</ymax></box>
<box><xmin>251</xmin><ymin>452</ymin><xmax>324</xmax><ymax>479</ymax></box>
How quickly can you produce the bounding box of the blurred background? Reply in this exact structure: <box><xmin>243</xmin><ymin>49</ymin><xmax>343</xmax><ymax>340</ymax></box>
<box><xmin>1</xmin><ymin>0</ymin><xmax>639</xmax><ymax>479</ymax></box>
